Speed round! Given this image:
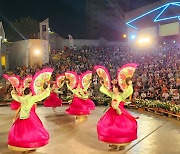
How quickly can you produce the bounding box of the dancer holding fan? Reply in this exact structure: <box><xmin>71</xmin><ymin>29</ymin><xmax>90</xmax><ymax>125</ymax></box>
<box><xmin>65</xmin><ymin>71</ymin><xmax>94</xmax><ymax>123</ymax></box>
<box><xmin>43</xmin><ymin>74</ymin><xmax>65</xmax><ymax>112</ymax></box>
<box><xmin>7</xmin><ymin>68</ymin><xmax>53</xmax><ymax>152</ymax></box>
<box><xmin>78</xmin><ymin>71</ymin><xmax>95</xmax><ymax>110</ymax></box>
<box><xmin>3</xmin><ymin>75</ymin><xmax>32</xmax><ymax>110</ymax></box>
<box><xmin>95</xmin><ymin>64</ymin><xmax>138</xmax><ymax>151</ymax></box>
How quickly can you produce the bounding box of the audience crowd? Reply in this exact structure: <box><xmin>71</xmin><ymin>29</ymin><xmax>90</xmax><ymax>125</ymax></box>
<box><xmin>1</xmin><ymin>43</ymin><xmax>180</xmax><ymax>104</ymax></box>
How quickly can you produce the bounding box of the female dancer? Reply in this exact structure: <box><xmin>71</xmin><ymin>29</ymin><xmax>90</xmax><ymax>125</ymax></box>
<box><xmin>8</xmin><ymin>86</ymin><xmax>50</xmax><ymax>152</ymax></box>
<box><xmin>78</xmin><ymin>71</ymin><xmax>95</xmax><ymax>110</ymax></box>
<box><xmin>79</xmin><ymin>87</ymin><xmax>95</xmax><ymax>110</ymax></box>
<box><xmin>44</xmin><ymin>82</ymin><xmax>63</xmax><ymax>112</ymax></box>
<box><xmin>66</xmin><ymin>83</ymin><xmax>90</xmax><ymax>123</ymax></box>
<box><xmin>95</xmin><ymin>64</ymin><xmax>138</xmax><ymax>150</ymax></box>
<box><xmin>97</xmin><ymin>78</ymin><xmax>137</xmax><ymax>150</ymax></box>
<box><xmin>8</xmin><ymin>68</ymin><xmax>53</xmax><ymax>152</ymax></box>
<box><xmin>65</xmin><ymin>71</ymin><xmax>94</xmax><ymax>123</ymax></box>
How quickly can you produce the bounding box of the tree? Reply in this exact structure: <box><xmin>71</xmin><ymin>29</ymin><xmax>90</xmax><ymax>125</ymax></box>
<box><xmin>5</xmin><ymin>17</ymin><xmax>39</xmax><ymax>41</ymax></box>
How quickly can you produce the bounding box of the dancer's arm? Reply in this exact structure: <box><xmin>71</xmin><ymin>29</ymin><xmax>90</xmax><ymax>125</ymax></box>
<box><xmin>54</xmin><ymin>89</ymin><xmax>63</xmax><ymax>94</ymax></box>
<box><xmin>111</xmin><ymin>86</ymin><xmax>133</xmax><ymax>113</ymax></box>
<box><xmin>80</xmin><ymin>89</ymin><xmax>89</xmax><ymax>99</ymax></box>
<box><xmin>111</xmin><ymin>100</ymin><xmax>122</xmax><ymax>115</ymax></box>
<box><xmin>122</xmin><ymin>85</ymin><xmax>133</xmax><ymax>100</ymax></box>
<box><xmin>124</xmin><ymin>101</ymin><xmax>131</xmax><ymax>105</ymax></box>
<box><xmin>124</xmin><ymin>95</ymin><xmax>132</xmax><ymax>105</ymax></box>
<box><xmin>32</xmin><ymin>88</ymin><xmax>51</xmax><ymax>102</ymax></box>
<box><xmin>99</xmin><ymin>85</ymin><xmax>112</xmax><ymax>98</ymax></box>
<box><xmin>11</xmin><ymin>90</ymin><xmax>23</xmax><ymax>103</ymax></box>
<box><xmin>83</xmin><ymin>86</ymin><xmax>89</xmax><ymax>92</ymax></box>
<box><xmin>66</xmin><ymin>84</ymin><xmax>74</xmax><ymax>93</ymax></box>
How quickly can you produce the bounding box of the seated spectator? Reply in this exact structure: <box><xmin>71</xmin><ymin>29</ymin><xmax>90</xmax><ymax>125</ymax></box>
<box><xmin>162</xmin><ymin>91</ymin><xmax>169</xmax><ymax>102</ymax></box>
<box><xmin>133</xmin><ymin>90</ymin><xmax>139</xmax><ymax>99</ymax></box>
<box><xmin>172</xmin><ymin>90</ymin><xmax>179</xmax><ymax>104</ymax></box>
<box><xmin>141</xmin><ymin>91</ymin><xmax>147</xmax><ymax>99</ymax></box>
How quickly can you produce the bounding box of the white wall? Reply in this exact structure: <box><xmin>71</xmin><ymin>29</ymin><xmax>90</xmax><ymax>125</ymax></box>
<box><xmin>29</xmin><ymin>39</ymin><xmax>49</xmax><ymax>67</ymax></box>
<box><xmin>64</xmin><ymin>39</ymin><xmax>99</xmax><ymax>48</ymax></box>
<box><xmin>55</xmin><ymin>36</ymin><xmax>64</xmax><ymax>49</ymax></box>
<box><xmin>138</xmin><ymin>26</ymin><xmax>158</xmax><ymax>39</ymax></box>
<box><xmin>51</xmin><ymin>36</ymin><xmax>128</xmax><ymax>50</ymax></box>
<box><xmin>108</xmin><ymin>41</ymin><xmax>127</xmax><ymax>46</ymax></box>
<box><xmin>9</xmin><ymin>40</ymin><xmax>29</xmax><ymax>70</ymax></box>
<box><xmin>9</xmin><ymin>39</ymin><xmax>49</xmax><ymax>70</ymax></box>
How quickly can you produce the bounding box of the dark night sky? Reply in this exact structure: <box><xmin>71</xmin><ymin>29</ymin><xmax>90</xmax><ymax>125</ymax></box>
<box><xmin>0</xmin><ymin>0</ymin><xmax>160</xmax><ymax>39</ymax></box>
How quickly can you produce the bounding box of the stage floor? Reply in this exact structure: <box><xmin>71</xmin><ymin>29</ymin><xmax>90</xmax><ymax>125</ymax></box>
<box><xmin>0</xmin><ymin>105</ymin><xmax>180</xmax><ymax>154</ymax></box>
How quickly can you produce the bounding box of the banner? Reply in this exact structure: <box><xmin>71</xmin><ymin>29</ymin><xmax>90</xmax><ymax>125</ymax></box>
<box><xmin>68</xmin><ymin>34</ymin><xmax>74</xmax><ymax>49</ymax></box>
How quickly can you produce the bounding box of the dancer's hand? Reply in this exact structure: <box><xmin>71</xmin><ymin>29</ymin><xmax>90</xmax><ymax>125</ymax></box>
<box><xmin>47</xmin><ymin>83</ymin><xmax>50</xmax><ymax>88</ymax></box>
<box><xmin>111</xmin><ymin>79</ymin><xmax>117</xmax><ymax>85</ymax></box>
<box><xmin>125</xmin><ymin>101</ymin><xmax>131</xmax><ymax>105</ymax></box>
<box><xmin>116</xmin><ymin>108</ymin><xmax>122</xmax><ymax>115</ymax></box>
<box><xmin>11</xmin><ymin>89</ymin><xmax>16</xmax><ymax>95</ymax></box>
<box><xmin>13</xmin><ymin>118</ymin><xmax>16</xmax><ymax>123</ymax></box>
<box><xmin>12</xmin><ymin>86</ymin><xmax>15</xmax><ymax>91</ymax></box>
<box><xmin>100</xmin><ymin>80</ymin><xmax>104</xmax><ymax>85</ymax></box>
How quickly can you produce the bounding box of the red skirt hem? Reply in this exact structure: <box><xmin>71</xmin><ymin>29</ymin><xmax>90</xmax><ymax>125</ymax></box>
<box><xmin>44</xmin><ymin>104</ymin><xmax>62</xmax><ymax>107</ymax></box>
<box><xmin>98</xmin><ymin>135</ymin><xmax>137</xmax><ymax>144</ymax></box>
<box><xmin>8</xmin><ymin>140</ymin><xmax>48</xmax><ymax>148</ymax></box>
<box><xmin>66</xmin><ymin>109</ymin><xmax>90</xmax><ymax>115</ymax></box>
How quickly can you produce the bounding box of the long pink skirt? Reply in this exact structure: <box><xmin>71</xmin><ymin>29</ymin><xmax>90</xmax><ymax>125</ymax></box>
<box><xmin>66</xmin><ymin>96</ymin><xmax>90</xmax><ymax>115</ymax></box>
<box><xmin>8</xmin><ymin>105</ymin><xmax>49</xmax><ymax>148</ymax></box>
<box><xmin>44</xmin><ymin>92</ymin><xmax>62</xmax><ymax>107</ymax></box>
<box><xmin>97</xmin><ymin>102</ymin><xmax>137</xmax><ymax>144</ymax></box>
<box><xmin>10</xmin><ymin>100</ymin><xmax>21</xmax><ymax>110</ymax></box>
<box><xmin>82</xmin><ymin>99</ymin><xmax>95</xmax><ymax>110</ymax></box>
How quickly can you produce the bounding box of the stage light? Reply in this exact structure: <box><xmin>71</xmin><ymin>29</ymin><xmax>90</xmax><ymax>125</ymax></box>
<box><xmin>126</xmin><ymin>2</ymin><xmax>180</xmax><ymax>29</ymax></box>
<box><xmin>163</xmin><ymin>42</ymin><xmax>166</xmax><ymax>45</ymax></box>
<box><xmin>131</xmin><ymin>35</ymin><xmax>136</xmax><ymax>39</ymax></box>
<box><xmin>0</xmin><ymin>36</ymin><xmax>2</xmax><ymax>39</ymax></box>
<box><xmin>138</xmin><ymin>37</ymin><xmax>150</xmax><ymax>44</ymax></box>
<box><xmin>137</xmin><ymin>36</ymin><xmax>152</xmax><ymax>46</ymax></box>
<box><xmin>4</xmin><ymin>38</ymin><xmax>7</xmax><ymax>42</ymax></box>
<box><xmin>123</xmin><ymin>34</ymin><xmax>127</xmax><ymax>38</ymax></box>
<box><xmin>173</xmin><ymin>41</ymin><xmax>176</xmax><ymax>43</ymax></box>
<box><xmin>35</xmin><ymin>49</ymin><xmax>40</xmax><ymax>55</ymax></box>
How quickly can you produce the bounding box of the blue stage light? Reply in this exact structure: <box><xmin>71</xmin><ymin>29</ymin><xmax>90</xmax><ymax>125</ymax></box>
<box><xmin>126</xmin><ymin>2</ymin><xmax>180</xmax><ymax>29</ymax></box>
<box><xmin>154</xmin><ymin>4</ymin><xmax>170</xmax><ymax>22</ymax></box>
<box><xmin>131</xmin><ymin>35</ymin><xmax>136</xmax><ymax>39</ymax></box>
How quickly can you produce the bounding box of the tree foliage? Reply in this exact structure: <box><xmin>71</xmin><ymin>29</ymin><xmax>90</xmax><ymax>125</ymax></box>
<box><xmin>5</xmin><ymin>17</ymin><xmax>39</xmax><ymax>41</ymax></box>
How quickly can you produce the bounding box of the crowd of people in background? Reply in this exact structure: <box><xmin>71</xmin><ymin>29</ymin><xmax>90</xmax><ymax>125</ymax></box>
<box><xmin>1</xmin><ymin>42</ymin><xmax>180</xmax><ymax>104</ymax></box>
